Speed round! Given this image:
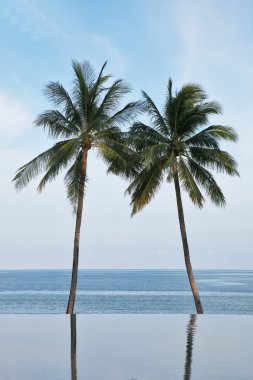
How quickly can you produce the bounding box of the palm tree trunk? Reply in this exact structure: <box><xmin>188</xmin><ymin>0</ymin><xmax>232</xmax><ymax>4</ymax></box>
<box><xmin>173</xmin><ymin>167</ymin><xmax>204</xmax><ymax>314</ymax></box>
<box><xmin>66</xmin><ymin>148</ymin><xmax>88</xmax><ymax>314</ymax></box>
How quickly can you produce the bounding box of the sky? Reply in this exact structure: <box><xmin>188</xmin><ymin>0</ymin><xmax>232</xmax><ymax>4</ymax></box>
<box><xmin>0</xmin><ymin>0</ymin><xmax>253</xmax><ymax>269</ymax></box>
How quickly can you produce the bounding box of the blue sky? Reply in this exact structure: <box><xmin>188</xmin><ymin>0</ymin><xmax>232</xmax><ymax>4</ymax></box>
<box><xmin>0</xmin><ymin>0</ymin><xmax>253</xmax><ymax>269</ymax></box>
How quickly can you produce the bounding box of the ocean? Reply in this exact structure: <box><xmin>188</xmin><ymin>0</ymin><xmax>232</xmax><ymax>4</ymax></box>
<box><xmin>0</xmin><ymin>269</ymin><xmax>253</xmax><ymax>314</ymax></box>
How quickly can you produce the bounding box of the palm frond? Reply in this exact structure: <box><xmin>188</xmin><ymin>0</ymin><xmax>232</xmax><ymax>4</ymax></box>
<box><xmin>142</xmin><ymin>91</ymin><xmax>169</xmax><ymax>136</ymax></box>
<box><xmin>108</xmin><ymin>100</ymin><xmax>146</xmax><ymax>126</ymax></box>
<box><xmin>187</xmin><ymin>157</ymin><xmax>226</xmax><ymax>206</ymax></box>
<box><xmin>96</xmin><ymin>141</ymin><xmax>127</xmax><ymax>165</ymax></box>
<box><xmin>169</xmin><ymin>84</ymin><xmax>207</xmax><ymax>135</ymax></box>
<box><xmin>178</xmin><ymin>158</ymin><xmax>204</xmax><ymax>207</ymax></box>
<box><xmin>72</xmin><ymin>60</ymin><xmax>91</xmax><ymax>118</ymax></box>
<box><xmin>176</xmin><ymin>83</ymin><xmax>207</xmax><ymax>106</ymax></box>
<box><xmin>44</xmin><ymin>82</ymin><xmax>78</xmax><ymax>115</ymax></box>
<box><xmin>126</xmin><ymin>159</ymin><xmax>166</xmax><ymax>215</ymax></box>
<box><xmin>197</xmin><ymin>125</ymin><xmax>237</xmax><ymax>141</ymax></box>
<box><xmin>178</xmin><ymin>101</ymin><xmax>222</xmax><ymax>138</ymax></box>
<box><xmin>89</xmin><ymin>61</ymin><xmax>111</xmax><ymax>107</ymax></box>
<box><xmin>64</xmin><ymin>151</ymin><xmax>87</xmax><ymax>212</ymax></box>
<box><xmin>168</xmin><ymin>78</ymin><xmax>173</xmax><ymax>98</ymax></box>
<box><xmin>73</xmin><ymin>60</ymin><xmax>96</xmax><ymax>88</ymax></box>
<box><xmin>166</xmin><ymin>153</ymin><xmax>177</xmax><ymax>182</ymax></box>
<box><xmin>93</xmin><ymin>126</ymin><xmax>123</xmax><ymax>141</ymax></box>
<box><xmin>140</xmin><ymin>143</ymin><xmax>169</xmax><ymax>164</ymax></box>
<box><xmin>35</xmin><ymin>110</ymin><xmax>80</xmax><ymax>138</ymax></box>
<box><xmin>185</xmin><ymin>125</ymin><xmax>237</xmax><ymax>148</ymax></box>
<box><xmin>189</xmin><ymin>147</ymin><xmax>239</xmax><ymax>176</ymax></box>
<box><xmin>129</xmin><ymin>122</ymin><xmax>169</xmax><ymax>151</ymax></box>
<box><xmin>95</xmin><ymin>79</ymin><xmax>131</xmax><ymax>121</ymax></box>
<box><xmin>185</xmin><ymin>129</ymin><xmax>219</xmax><ymax>149</ymax></box>
<box><xmin>96</xmin><ymin>138</ymin><xmax>139</xmax><ymax>179</ymax></box>
<box><xmin>37</xmin><ymin>138</ymin><xmax>80</xmax><ymax>192</ymax></box>
<box><xmin>13</xmin><ymin>141</ymin><xmax>73</xmax><ymax>190</ymax></box>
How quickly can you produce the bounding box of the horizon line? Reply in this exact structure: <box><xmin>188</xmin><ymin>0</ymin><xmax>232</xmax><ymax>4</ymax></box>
<box><xmin>1</xmin><ymin>268</ymin><xmax>253</xmax><ymax>271</ymax></box>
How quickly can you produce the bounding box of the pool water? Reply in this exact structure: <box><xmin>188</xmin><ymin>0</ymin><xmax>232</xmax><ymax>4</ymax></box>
<box><xmin>0</xmin><ymin>314</ymin><xmax>252</xmax><ymax>379</ymax></box>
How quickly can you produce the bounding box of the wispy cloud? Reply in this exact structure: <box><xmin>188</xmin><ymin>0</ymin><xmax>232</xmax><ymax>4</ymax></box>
<box><xmin>146</xmin><ymin>0</ymin><xmax>253</xmax><ymax>92</ymax></box>
<box><xmin>0</xmin><ymin>92</ymin><xmax>32</xmax><ymax>138</ymax></box>
<box><xmin>1</xmin><ymin>0</ymin><xmax>127</xmax><ymax>74</ymax></box>
<box><xmin>1</xmin><ymin>0</ymin><xmax>71</xmax><ymax>40</ymax></box>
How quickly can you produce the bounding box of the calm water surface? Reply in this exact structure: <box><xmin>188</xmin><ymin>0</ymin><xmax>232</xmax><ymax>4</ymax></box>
<box><xmin>0</xmin><ymin>270</ymin><xmax>253</xmax><ymax>313</ymax></box>
<box><xmin>0</xmin><ymin>314</ymin><xmax>252</xmax><ymax>380</ymax></box>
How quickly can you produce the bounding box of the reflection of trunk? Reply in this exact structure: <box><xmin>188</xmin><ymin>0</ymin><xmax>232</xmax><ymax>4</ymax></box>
<box><xmin>70</xmin><ymin>314</ymin><xmax>77</xmax><ymax>380</ymax></box>
<box><xmin>173</xmin><ymin>167</ymin><xmax>203</xmax><ymax>314</ymax></box>
<box><xmin>183</xmin><ymin>314</ymin><xmax>197</xmax><ymax>380</ymax></box>
<box><xmin>66</xmin><ymin>148</ymin><xmax>88</xmax><ymax>314</ymax></box>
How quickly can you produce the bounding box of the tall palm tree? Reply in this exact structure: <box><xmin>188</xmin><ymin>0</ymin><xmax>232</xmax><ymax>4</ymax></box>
<box><xmin>13</xmin><ymin>60</ymin><xmax>143</xmax><ymax>314</ymax></box>
<box><xmin>126</xmin><ymin>80</ymin><xmax>239</xmax><ymax>314</ymax></box>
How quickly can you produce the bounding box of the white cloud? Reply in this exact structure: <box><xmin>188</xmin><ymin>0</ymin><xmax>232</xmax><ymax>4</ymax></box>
<box><xmin>0</xmin><ymin>92</ymin><xmax>32</xmax><ymax>138</ymax></box>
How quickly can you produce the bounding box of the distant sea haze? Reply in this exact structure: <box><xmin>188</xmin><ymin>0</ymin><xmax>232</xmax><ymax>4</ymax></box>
<box><xmin>0</xmin><ymin>269</ymin><xmax>253</xmax><ymax>314</ymax></box>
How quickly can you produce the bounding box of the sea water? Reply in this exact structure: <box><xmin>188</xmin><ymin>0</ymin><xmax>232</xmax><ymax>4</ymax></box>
<box><xmin>0</xmin><ymin>269</ymin><xmax>253</xmax><ymax>314</ymax></box>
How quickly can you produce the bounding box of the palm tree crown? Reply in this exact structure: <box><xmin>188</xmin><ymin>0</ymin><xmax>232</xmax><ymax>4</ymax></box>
<box><xmin>127</xmin><ymin>80</ymin><xmax>239</xmax><ymax>214</ymax></box>
<box><xmin>13</xmin><ymin>60</ymin><xmax>143</xmax><ymax>208</ymax></box>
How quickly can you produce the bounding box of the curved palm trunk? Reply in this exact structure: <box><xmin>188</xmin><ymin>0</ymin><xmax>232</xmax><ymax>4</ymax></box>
<box><xmin>173</xmin><ymin>168</ymin><xmax>204</xmax><ymax>314</ymax></box>
<box><xmin>66</xmin><ymin>148</ymin><xmax>88</xmax><ymax>314</ymax></box>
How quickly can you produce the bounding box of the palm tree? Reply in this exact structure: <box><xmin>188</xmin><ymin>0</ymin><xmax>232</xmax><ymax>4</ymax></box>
<box><xmin>13</xmin><ymin>60</ymin><xmax>143</xmax><ymax>314</ymax></box>
<box><xmin>126</xmin><ymin>80</ymin><xmax>239</xmax><ymax>314</ymax></box>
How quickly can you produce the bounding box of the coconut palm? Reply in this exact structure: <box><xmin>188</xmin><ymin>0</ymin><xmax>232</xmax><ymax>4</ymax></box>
<box><xmin>126</xmin><ymin>80</ymin><xmax>239</xmax><ymax>314</ymax></box>
<box><xmin>13</xmin><ymin>60</ymin><xmax>143</xmax><ymax>314</ymax></box>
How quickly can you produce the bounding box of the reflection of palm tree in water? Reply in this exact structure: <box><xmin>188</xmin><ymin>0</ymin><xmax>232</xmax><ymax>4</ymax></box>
<box><xmin>69</xmin><ymin>314</ymin><xmax>197</xmax><ymax>380</ymax></box>
<box><xmin>130</xmin><ymin>315</ymin><xmax>197</xmax><ymax>380</ymax></box>
<box><xmin>183</xmin><ymin>314</ymin><xmax>197</xmax><ymax>380</ymax></box>
<box><xmin>70</xmin><ymin>314</ymin><xmax>77</xmax><ymax>380</ymax></box>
